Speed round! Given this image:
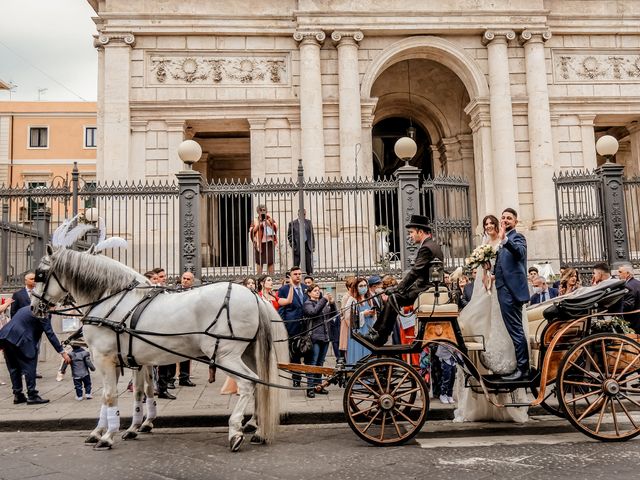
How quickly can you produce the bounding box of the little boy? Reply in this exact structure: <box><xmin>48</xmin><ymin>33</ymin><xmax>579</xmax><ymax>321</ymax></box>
<box><xmin>436</xmin><ymin>344</ymin><xmax>457</xmax><ymax>404</ymax></box>
<box><xmin>60</xmin><ymin>343</ymin><xmax>95</xmax><ymax>400</ymax></box>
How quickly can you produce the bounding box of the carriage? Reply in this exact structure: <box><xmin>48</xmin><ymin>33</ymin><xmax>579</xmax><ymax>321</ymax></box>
<box><xmin>281</xmin><ymin>276</ymin><xmax>640</xmax><ymax>446</ymax></box>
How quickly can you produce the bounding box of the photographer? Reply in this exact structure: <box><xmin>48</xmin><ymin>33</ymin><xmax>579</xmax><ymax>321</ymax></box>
<box><xmin>249</xmin><ymin>204</ymin><xmax>278</xmax><ymax>275</ymax></box>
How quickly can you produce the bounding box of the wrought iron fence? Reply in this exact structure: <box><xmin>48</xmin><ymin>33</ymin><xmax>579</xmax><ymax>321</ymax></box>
<box><xmin>554</xmin><ymin>164</ymin><xmax>636</xmax><ymax>282</ymax></box>
<box><xmin>0</xmin><ymin>163</ymin><xmax>472</xmax><ymax>290</ymax></box>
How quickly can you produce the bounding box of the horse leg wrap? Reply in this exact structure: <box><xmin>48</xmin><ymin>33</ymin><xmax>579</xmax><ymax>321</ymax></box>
<box><xmin>132</xmin><ymin>401</ymin><xmax>143</xmax><ymax>425</ymax></box>
<box><xmin>107</xmin><ymin>406</ymin><xmax>120</xmax><ymax>433</ymax></box>
<box><xmin>97</xmin><ymin>405</ymin><xmax>108</xmax><ymax>430</ymax></box>
<box><xmin>145</xmin><ymin>397</ymin><xmax>157</xmax><ymax>419</ymax></box>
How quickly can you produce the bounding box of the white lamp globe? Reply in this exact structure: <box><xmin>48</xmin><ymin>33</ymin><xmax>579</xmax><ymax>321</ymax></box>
<box><xmin>84</xmin><ymin>207</ymin><xmax>99</xmax><ymax>222</ymax></box>
<box><xmin>177</xmin><ymin>140</ymin><xmax>203</xmax><ymax>167</ymax></box>
<box><xmin>394</xmin><ymin>136</ymin><xmax>418</xmax><ymax>162</ymax></box>
<box><xmin>595</xmin><ymin>135</ymin><xmax>619</xmax><ymax>159</ymax></box>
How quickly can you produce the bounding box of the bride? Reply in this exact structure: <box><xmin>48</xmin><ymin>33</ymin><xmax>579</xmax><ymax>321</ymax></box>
<box><xmin>453</xmin><ymin>214</ymin><xmax>529</xmax><ymax>423</ymax></box>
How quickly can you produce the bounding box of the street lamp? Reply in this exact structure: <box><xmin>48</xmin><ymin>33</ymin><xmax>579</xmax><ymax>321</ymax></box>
<box><xmin>177</xmin><ymin>139</ymin><xmax>202</xmax><ymax>170</ymax></box>
<box><xmin>394</xmin><ymin>136</ymin><xmax>417</xmax><ymax>167</ymax></box>
<box><xmin>595</xmin><ymin>135</ymin><xmax>619</xmax><ymax>164</ymax></box>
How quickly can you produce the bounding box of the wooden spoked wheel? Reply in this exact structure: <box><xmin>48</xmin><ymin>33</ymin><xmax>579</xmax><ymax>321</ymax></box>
<box><xmin>343</xmin><ymin>358</ymin><xmax>429</xmax><ymax>446</ymax></box>
<box><xmin>557</xmin><ymin>333</ymin><xmax>640</xmax><ymax>441</ymax></box>
<box><xmin>529</xmin><ymin>383</ymin><xmax>565</xmax><ymax>418</ymax></box>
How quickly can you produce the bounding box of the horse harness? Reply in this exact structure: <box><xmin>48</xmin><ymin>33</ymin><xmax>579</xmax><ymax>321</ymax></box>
<box><xmin>82</xmin><ymin>282</ymin><xmax>259</xmax><ymax>374</ymax></box>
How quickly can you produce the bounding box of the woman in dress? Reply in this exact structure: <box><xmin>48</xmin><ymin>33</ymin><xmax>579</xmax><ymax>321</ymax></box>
<box><xmin>343</xmin><ymin>277</ymin><xmax>376</xmax><ymax>365</ymax></box>
<box><xmin>339</xmin><ymin>276</ymin><xmax>356</xmax><ymax>361</ymax></box>
<box><xmin>454</xmin><ymin>214</ymin><xmax>529</xmax><ymax>423</ymax></box>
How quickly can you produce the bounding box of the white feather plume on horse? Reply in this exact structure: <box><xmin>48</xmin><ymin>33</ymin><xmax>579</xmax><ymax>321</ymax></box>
<box><xmin>50</xmin><ymin>215</ymin><xmax>127</xmax><ymax>251</ymax></box>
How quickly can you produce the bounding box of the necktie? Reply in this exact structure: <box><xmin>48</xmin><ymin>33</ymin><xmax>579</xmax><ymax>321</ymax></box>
<box><xmin>296</xmin><ymin>287</ymin><xmax>302</xmax><ymax>302</ymax></box>
<box><xmin>542</xmin><ymin>292</ymin><xmax>547</xmax><ymax>302</ymax></box>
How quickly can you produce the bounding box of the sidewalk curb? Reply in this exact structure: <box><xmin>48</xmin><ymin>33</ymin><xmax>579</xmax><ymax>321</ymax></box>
<box><xmin>0</xmin><ymin>405</ymin><xmax>552</xmax><ymax>433</ymax></box>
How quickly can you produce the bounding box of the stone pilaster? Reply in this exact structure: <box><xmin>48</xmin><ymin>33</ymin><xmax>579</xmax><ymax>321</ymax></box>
<box><xmin>248</xmin><ymin>118</ymin><xmax>267</xmax><ymax>179</ymax></box>
<box><xmin>466</xmin><ymin>99</ymin><xmax>495</xmax><ymax>217</ymax></box>
<box><xmin>293</xmin><ymin>30</ymin><xmax>326</xmax><ymax>179</ymax></box>
<box><xmin>482</xmin><ymin>30</ymin><xmax>519</xmax><ymax>212</ymax></box>
<box><xmin>578</xmin><ymin>114</ymin><xmax>597</xmax><ymax>170</ymax></box>
<box><xmin>520</xmin><ymin>29</ymin><xmax>556</xmax><ymax>228</ymax></box>
<box><xmin>95</xmin><ymin>32</ymin><xmax>135</xmax><ymax>182</ymax></box>
<box><xmin>332</xmin><ymin>31</ymin><xmax>364</xmax><ymax>179</ymax></box>
<box><xmin>625</xmin><ymin>122</ymin><xmax>640</xmax><ymax>177</ymax></box>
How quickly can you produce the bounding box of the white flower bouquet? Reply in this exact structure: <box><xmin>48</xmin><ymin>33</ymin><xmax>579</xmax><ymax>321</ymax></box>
<box><xmin>464</xmin><ymin>244</ymin><xmax>497</xmax><ymax>270</ymax></box>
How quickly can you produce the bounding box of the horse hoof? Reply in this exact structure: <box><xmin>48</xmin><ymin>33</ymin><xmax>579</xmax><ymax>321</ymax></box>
<box><xmin>243</xmin><ymin>423</ymin><xmax>257</xmax><ymax>434</ymax></box>
<box><xmin>250</xmin><ymin>434</ymin><xmax>266</xmax><ymax>445</ymax></box>
<box><xmin>84</xmin><ymin>435</ymin><xmax>99</xmax><ymax>444</ymax></box>
<box><xmin>122</xmin><ymin>430</ymin><xmax>138</xmax><ymax>441</ymax></box>
<box><xmin>229</xmin><ymin>434</ymin><xmax>244</xmax><ymax>452</ymax></box>
<box><xmin>138</xmin><ymin>424</ymin><xmax>153</xmax><ymax>433</ymax></box>
<box><xmin>93</xmin><ymin>440</ymin><xmax>112</xmax><ymax>451</ymax></box>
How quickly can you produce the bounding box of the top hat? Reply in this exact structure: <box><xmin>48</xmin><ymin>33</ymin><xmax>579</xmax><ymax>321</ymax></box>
<box><xmin>405</xmin><ymin>214</ymin><xmax>432</xmax><ymax>232</ymax></box>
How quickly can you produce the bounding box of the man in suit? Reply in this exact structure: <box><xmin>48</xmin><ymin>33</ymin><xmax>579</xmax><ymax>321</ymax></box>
<box><xmin>364</xmin><ymin>215</ymin><xmax>444</xmax><ymax>346</ymax></box>
<box><xmin>288</xmin><ymin>210</ymin><xmax>315</xmax><ymax>274</ymax></box>
<box><xmin>529</xmin><ymin>276</ymin><xmax>559</xmax><ymax>305</ymax></box>
<box><xmin>0</xmin><ymin>306</ymin><xmax>70</xmax><ymax>404</ymax></box>
<box><xmin>278</xmin><ymin>266</ymin><xmax>308</xmax><ymax>386</ymax></box>
<box><xmin>495</xmin><ymin>208</ymin><xmax>530</xmax><ymax>380</ymax></box>
<box><xmin>10</xmin><ymin>271</ymin><xmax>36</xmax><ymax>317</ymax></box>
<box><xmin>618</xmin><ymin>263</ymin><xmax>640</xmax><ymax>333</ymax></box>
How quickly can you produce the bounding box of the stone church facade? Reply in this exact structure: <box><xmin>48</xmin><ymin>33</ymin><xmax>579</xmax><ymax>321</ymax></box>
<box><xmin>88</xmin><ymin>0</ymin><xmax>640</xmax><ymax>265</ymax></box>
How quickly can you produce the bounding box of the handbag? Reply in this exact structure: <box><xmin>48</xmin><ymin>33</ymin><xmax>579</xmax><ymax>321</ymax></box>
<box><xmin>292</xmin><ymin>319</ymin><xmax>313</xmax><ymax>354</ymax></box>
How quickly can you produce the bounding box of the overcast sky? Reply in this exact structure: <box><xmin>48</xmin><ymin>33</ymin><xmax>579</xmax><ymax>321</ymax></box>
<box><xmin>0</xmin><ymin>0</ymin><xmax>98</xmax><ymax>102</ymax></box>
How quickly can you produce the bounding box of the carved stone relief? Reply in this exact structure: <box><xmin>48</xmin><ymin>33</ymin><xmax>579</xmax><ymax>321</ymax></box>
<box><xmin>147</xmin><ymin>52</ymin><xmax>289</xmax><ymax>86</ymax></box>
<box><xmin>552</xmin><ymin>50</ymin><xmax>640</xmax><ymax>83</ymax></box>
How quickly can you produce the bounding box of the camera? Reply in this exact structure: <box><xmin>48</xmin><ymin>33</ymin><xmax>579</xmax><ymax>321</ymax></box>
<box><xmin>260</xmin><ymin>213</ymin><xmax>266</xmax><ymax>220</ymax></box>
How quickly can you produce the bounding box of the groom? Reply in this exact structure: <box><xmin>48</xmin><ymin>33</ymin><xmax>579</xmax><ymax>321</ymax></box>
<box><xmin>494</xmin><ymin>208</ymin><xmax>530</xmax><ymax>381</ymax></box>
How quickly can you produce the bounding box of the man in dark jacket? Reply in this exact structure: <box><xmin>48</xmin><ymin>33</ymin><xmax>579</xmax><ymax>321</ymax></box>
<box><xmin>364</xmin><ymin>215</ymin><xmax>444</xmax><ymax>346</ymax></box>
<box><xmin>0</xmin><ymin>306</ymin><xmax>70</xmax><ymax>404</ymax></box>
<box><xmin>618</xmin><ymin>263</ymin><xmax>640</xmax><ymax>333</ymax></box>
<box><xmin>529</xmin><ymin>276</ymin><xmax>559</xmax><ymax>305</ymax></box>
<box><xmin>287</xmin><ymin>210</ymin><xmax>315</xmax><ymax>274</ymax></box>
<box><xmin>10</xmin><ymin>271</ymin><xmax>35</xmax><ymax>317</ymax></box>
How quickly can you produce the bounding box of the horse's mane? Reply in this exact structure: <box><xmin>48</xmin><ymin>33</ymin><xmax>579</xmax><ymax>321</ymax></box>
<box><xmin>51</xmin><ymin>248</ymin><xmax>148</xmax><ymax>302</ymax></box>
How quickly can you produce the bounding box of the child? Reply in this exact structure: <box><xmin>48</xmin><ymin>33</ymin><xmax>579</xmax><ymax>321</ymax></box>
<box><xmin>60</xmin><ymin>343</ymin><xmax>95</xmax><ymax>400</ymax></box>
<box><xmin>436</xmin><ymin>344</ymin><xmax>457</xmax><ymax>404</ymax></box>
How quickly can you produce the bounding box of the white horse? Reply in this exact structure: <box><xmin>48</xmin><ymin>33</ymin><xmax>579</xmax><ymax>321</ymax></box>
<box><xmin>31</xmin><ymin>246</ymin><xmax>287</xmax><ymax>452</ymax></box>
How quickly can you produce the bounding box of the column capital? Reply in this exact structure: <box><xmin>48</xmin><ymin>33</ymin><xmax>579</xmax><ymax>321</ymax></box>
<box><xmin>94</xmin><ymin>32</ymin><xmax>136</xmax><ymax>49</ymax></box>
<box><xmin>626</xmin><ymin>120</ymin><xmax>640</xmax><ymax>135</ymax></box>
<box><xmin>577</xmin><ymin>113</ymin><xmax>597</xmax><ymax>126</ymax></box>
<box><xmin>293</xmin><ymin>30</ymin><xmax>326</xmax><ymax>46</ymax></box>
<box><xmin>482</xmin><ymin>30</ymin><xmax>516</xmax><ymax>46</ymax></box>
<box><xmin>519</xmin><ymin>29</ymin><xmax>552</xmax><ymax>45</ymax></box>
<box><xmin>247</xmin><ymin>118</ymin><xmax>267</xmax><ymax>130</ymax></box>
<box><xmin>331</xmin><ymin>31</ymin><xmax>364</xmax><ymax>45</ymax></box>
<box><xmin>130</xmin><ymin>120</ymin><xmax>148</xmax><ymax>133</ymax></box>
<box><xmin>166</xmin><ymin>119</ymin><xmax>186</xmax><ymax>132</ymax></box>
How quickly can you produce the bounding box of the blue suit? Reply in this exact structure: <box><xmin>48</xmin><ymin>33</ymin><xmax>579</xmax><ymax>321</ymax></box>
<box><xmin>0</xmin><ymin>306</ymin><xmax>63</xmax><ymax>397</ymax></box>
<box><xmin>494</xmin><ymin>229</ymin><xmax>530</xmax><ymax>372</ymax></box>
<box><xmin>10</xmin><ymin>287</ymin><xmax>31</xmax><ymax>317</ymax></box>
<box><xmin>530</xmin><ymin>287</ymin><xmax>559</xmax><ymax>305</ymax></box>
<box><xmin>278</xmin><ymin>283</ymin><xmax>309</xmax><ymax>384</ymax></box>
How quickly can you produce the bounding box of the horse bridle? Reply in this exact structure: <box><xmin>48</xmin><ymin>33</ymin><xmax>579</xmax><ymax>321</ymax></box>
<box><xmin>32</xmin><ymin>261</ymin><xmax>74</xmax><ymax>316</ymax></box>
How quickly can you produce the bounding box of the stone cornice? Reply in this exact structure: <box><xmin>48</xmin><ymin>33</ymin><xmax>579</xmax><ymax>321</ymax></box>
<box><xmin>482</xmin><ymin>30</ymin><xmax>516</xmax><ymax>46</ymax></box>
<box><xmin>331</xmin><ymin>31</ymin><xmax>364</xmax><ymax>45</ymax></box>
<box><xmin>293</xmin><ymin>30</ymin><xmax>326</xmax><ymax>46</ymax></box>
<box><xmin>519</xmin><ymin>29</ymin><xmax>552</xmax><ymax>45</ymax></box>
<box><xmin>94</xmin><ymin>32</ymin><xmax>136</xmax><ymax>48</ymax></box>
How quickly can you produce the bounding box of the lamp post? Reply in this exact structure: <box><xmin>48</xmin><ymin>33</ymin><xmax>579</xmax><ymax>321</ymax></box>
<box><xmin>176</xmin><ymin>139</ymin><xmax>203</xmax><ymax>277</ymax></box>
<box><xmin>394</xmin><ymin>135</ymin><xmax>420</xmax><ymax>270</ymax></box>
<box><xmin>595</xmin><ymin>135</ymin><xmax>619</xmax><ymax>164</ymax></box>
<box><xmin>394</xmin><ymin>136</ymin><xmax>418</xmax><ymax>167</ymax></box>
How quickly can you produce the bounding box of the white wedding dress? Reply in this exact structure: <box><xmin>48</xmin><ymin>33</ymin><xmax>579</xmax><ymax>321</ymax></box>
<box><xmin>453</xmin><ymin>237</ymin><xmax>529</xmax><ymax>423</ymax></box>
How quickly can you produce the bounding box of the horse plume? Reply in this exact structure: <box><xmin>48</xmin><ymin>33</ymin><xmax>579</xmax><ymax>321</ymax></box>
<box><xmin>95</xmin><ymin>216</ymin><xmax>127</xmax><ymax>252</ymax></box>
<box><xmin>50</xmin><ymin>215</ymin><xmax>127</xmax><ymax>251</ymax></box>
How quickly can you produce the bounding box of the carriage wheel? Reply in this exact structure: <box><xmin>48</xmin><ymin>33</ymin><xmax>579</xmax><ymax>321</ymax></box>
<box><xmin>343</xmin><ymin>358</ymin><xmax>429</xmax><ymax>446</ymax></box>
<box><xmin>557</xmin><ymin>333</ymin><xmax>640</xmax><ymax>442</ymax></box>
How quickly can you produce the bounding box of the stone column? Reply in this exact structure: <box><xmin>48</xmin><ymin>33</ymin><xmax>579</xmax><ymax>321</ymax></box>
<box><xmin>293</xmin><ymin>31</ymin><xmax>326</xmax><ymax>179</ymax></box>
<box><xmin>95</xmin><ymin>33</ymin><xmax>135</xmax><ymax>182</ymax></box>
<box><xmin>332</xmin><ymin>31</ymin><xmax>364</xmax><ymax>178</ymax></box>
<box><xmin>521</xmin><ymin>30</ymin><xmax>556</xmax><ymax>228</ymax></box>
<box><xmin>482</xmin><ymin>30</ymin><xmax>519</xmax><ymax>212</ymax></box>
<box><xmin>579</xmin><ymin>114</ymin><xmax>597</xmax><ymax>170</ymax></box>
<box><xmin>466</xmin><ymin>100</ymin><xmax>496</xmax><ymax>218</ymax></box>
<box><xmin>248</xmin><ymin>118</ymin><xmax>267</xmax><ymax>179</ymax></box>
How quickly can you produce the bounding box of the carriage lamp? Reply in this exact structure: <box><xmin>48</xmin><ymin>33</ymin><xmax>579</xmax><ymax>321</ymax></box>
<box><xmin>595</xmin><ymin>135</ymin><xmax>619</xmax><ymax>164</ymax></box>
<box><xmin>177</xmin><ymin>139</ymin><xmax>203</xmax><ymax>170</ymax></box>
<box><xmin>394</xmin><ymin>136</ymin><xmax>417</xmax><ymax>167</ymax></box>
<box><xmin>428</xmin><ymin>257</ymin><xmax>445</xmax><ymax>285</ymax></box>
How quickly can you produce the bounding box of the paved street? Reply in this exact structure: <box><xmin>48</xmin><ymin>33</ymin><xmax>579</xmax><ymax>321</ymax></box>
<box><xmin>1</xmin><ymin>418</ymin><xmax>639</xmax><ymax>480</ymax></box>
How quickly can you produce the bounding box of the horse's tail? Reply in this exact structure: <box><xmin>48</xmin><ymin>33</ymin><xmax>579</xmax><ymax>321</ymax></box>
<box><xmin>254</xmin><ymin>298</ymin><xmax>282</xmax><ymax>442</ymax></box>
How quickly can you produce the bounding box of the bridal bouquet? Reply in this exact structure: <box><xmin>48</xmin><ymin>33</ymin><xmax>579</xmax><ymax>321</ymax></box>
<box><xmin>464</xmin><ymin>244</ymin><xmax>497</xmax><ymax>269</ymax></box>
<box><xmin>464</xmin><ymin>244</ymin><xmax>497</xmax><ymax>294</ymax></box>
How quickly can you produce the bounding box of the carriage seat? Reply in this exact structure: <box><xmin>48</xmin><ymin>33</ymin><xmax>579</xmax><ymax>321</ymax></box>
<box><xmin>416</xmin><ymin>287</ymin><xmax>458</xmax><ymax>314</ymax></box>
<box><xmin>542</xmin><ymin>279</ymin><xmax>627</xmax><ymax>322</ymax></box>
